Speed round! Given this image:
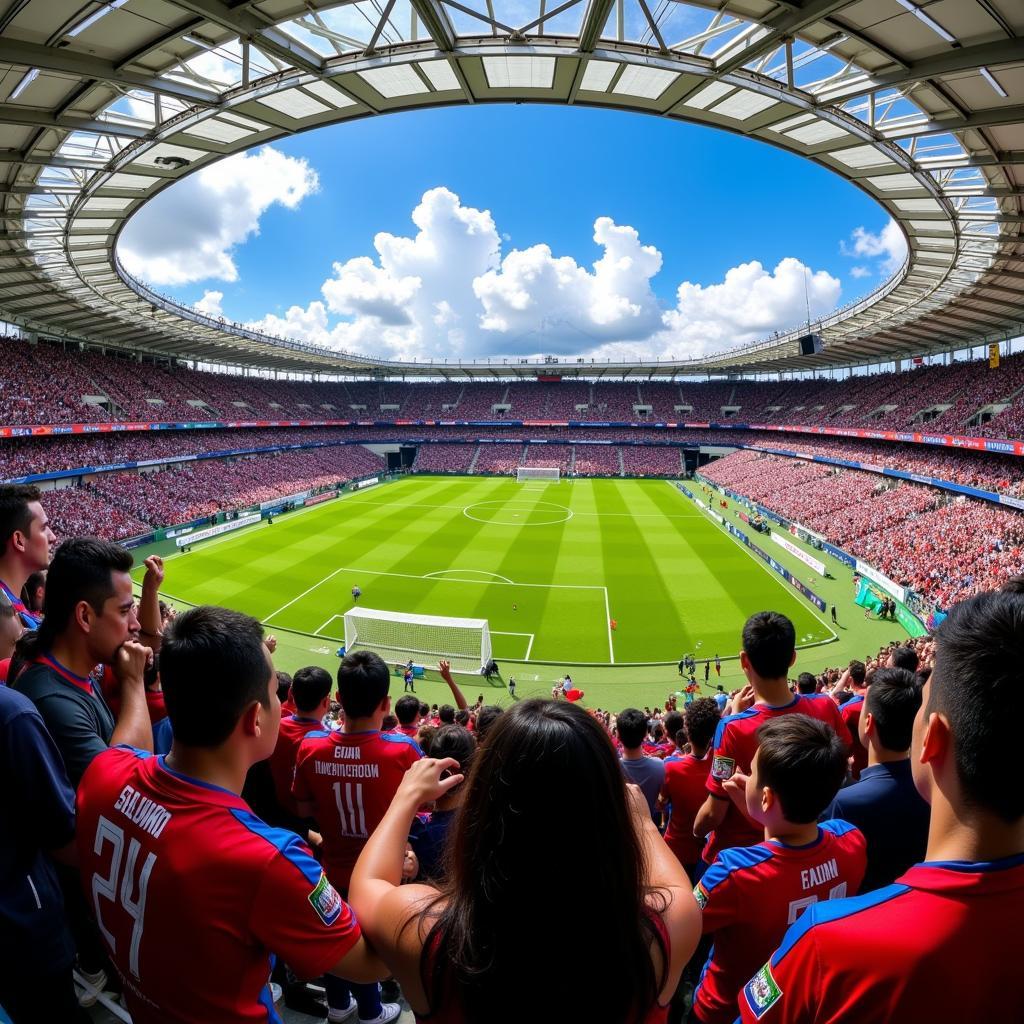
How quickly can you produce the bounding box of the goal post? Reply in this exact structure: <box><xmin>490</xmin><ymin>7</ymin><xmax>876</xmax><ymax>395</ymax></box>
<box><xmin>343</xmin><ymin>606</ymin><xmax>492</xmax><ymax>675</ymax></box>
<box><xmin>517</xmin><ymin>467</ymin><xmax>560</xmax><ymax>483</ymax></box>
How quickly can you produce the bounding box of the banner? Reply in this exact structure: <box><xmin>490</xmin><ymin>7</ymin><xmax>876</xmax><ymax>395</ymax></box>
<box><xmin>304</xmin><ymin>491</ymin><xmax>338</xmax><ymax>507</ymax></box>
<box><xmin>855</xmin><ymin>559</ymin><xmax>906</xmax><ymax>603</ymax></box>
<box><xmin>260</xmin><ymin>489</ymin><xmax>308</xmax><ymax>511</ymax></box>
<box><xmin>354</xmin><ymin>477</ymin><xmax>380</xmax><ymax>489</ymax></box>
<box><xmin>771</xmin><ymin>532</ymin><xmax>826</xmax><ymax>575</ymax></box>
<box><xmin>990</xmin><ymin>343</ymin><xmax>1000</xmax><ymax>369</ymax></box>
<box><xmin>855</xmin><ymin>580</ymin><xmax>885</xmax><ymax>614</ymax></box>
<box><xmin>175</xmin><ymin>513</ymin><xmax>260</xmax><ymax>547</ymax></box>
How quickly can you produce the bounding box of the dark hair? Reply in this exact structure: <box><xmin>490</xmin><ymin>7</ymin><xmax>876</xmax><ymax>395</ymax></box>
<box><xmin>742</xmin><ymin>611</ymin><xmax>796</xmax><ymax>679</ymax></box>
<box><xmin>890</xmin><ymin>646</ymin><xmax>919</xmax><ymax>673</ymax></box>
<box><xmin>395</xmin><ymin>694</ymin><xmax>421</xmax><ymax>726</ymax></box>
<box><xmin>16</xmin><ymin>536</ymin><xmax>132</xmax><ymax>662</ymax></box>
<box><xmin>439</xmin><ymin>704</ymin><xmax>455</xmax><ymax>725</ymax></box>
<box><xmin>616</xmin><ymin>708</ymin><xmax>648</xmax><ymax>749</ymax></box>
<box><xmin>160</xmin><ymin>606</ymin><xmax>270</xmax><ymax>748</ymax></box>
<box><xmin>475</xmin><ymin>705</ymin><xmax>503</xmax><ymax>742</ymax></box>
<box><xmin>865</xmin><ymin>668</ymin><xmax>921</xmax><ymax>752</ymax></box>
<box><xmin>0</xmin><ymin>484</ymin><xmax>41</xmax><ymax>555</ymax></box>
<box><xmin>663</xmin><ymin>711</ymin><xmax>683</xmax><ymax>745</ymax></box>
<box><xmin>683</xmin><ymin>698</ymin><xmax>720</xmax><ymax>753</ymax></box>
<box><xmin>422</xmin><ymin>700</ymin><xmax>665</xmax><ymax>1022</ymax></box>
<box><xmin>848</xmin><ymin>660</ymin><xmax>866</xmax><ymax>686</ymax></box>
<box><xmin>419</xmin><ymin>701</ymin><xmax>430</xmax><ymax>717</ymax></box>
<box><xmin>755</xmin><ymin>715</ymin><xmax>848</xmax><ymax>824</ymax></box>
<box><xmin>291</xmin><ymin>665</ymin><xmax>332</xmax><ymax>713</ymax></box>
<box><xmin>382</xmin><ymin>714</ymin><xmax>398</xmax><ymax>732</ymax></box>
<box><xmin>336</xmin><ymin>650</ymin><xmax>389</xmax><ymax>718</ymax></box>
<box><xmin>275</xmin><ymin>671</ymin><xmax>292</xmax><ymax>704</ymax></box>
<box><xmin>21</xmin><ymin>570</ymin><xmax>45</xmax><ymax>613</ymax></box>
<box><xmin>455</xmin><ymin>709</ymin><xmax>470</xmax><ymax>728</ymax></box>
<box><xmin>424</xmin><ymin>723</ymin><xmax>477</xmax><ymax>779</ymax></box>
<box><xmin>796</xmin><ymin>672</ymin><xmax>817</xmax><ymax>694</ymax></box>
<box><xmin>929</xmin><ymin>591</ymin><xmax>1024</xmax><ymax>822</ymax></box>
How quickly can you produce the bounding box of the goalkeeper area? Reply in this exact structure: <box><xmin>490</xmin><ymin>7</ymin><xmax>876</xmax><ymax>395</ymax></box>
<box><xmin>143</xmin><ymin>475</ymin><xmax>838</xmax><ymax>670</ymax></box>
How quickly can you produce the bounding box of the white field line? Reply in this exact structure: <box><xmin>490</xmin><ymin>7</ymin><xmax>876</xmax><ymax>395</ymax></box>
<box><xmin>315</xmin><ymin>613</ymin><xmax>341</xmax><ymax>634</ymax></box>
<box><xmin>491</xmin><ymin>630</ymin><xmax>535</xmax><ymax>661</ymax></box>
<box><xmin>423</xmin><ymin>569</ymin><xmax>514</xmax><ymax>583</ymax></box>
<box><xmin>525</xmin><ymin>634</ymin><xmax>535</xmax><ymax>660</ymax></box>
<box><xmin>265</xmin><ymin>566</ymin><xmax>349</xmax><ymax>623</ymax></box>
<box><xmin>603</xmin><ymin>585</ymin><xmax>615</xmax><ymax>664</ymax></box>
<box><xmin>348</xmin><ymin>497</ymin><xmax>702</xmax><ymax>520</ymax></box>
<box><xmin>668</xmin><ymin>482</ymin><xmax>838</xmax><ymax>644</ymax></box>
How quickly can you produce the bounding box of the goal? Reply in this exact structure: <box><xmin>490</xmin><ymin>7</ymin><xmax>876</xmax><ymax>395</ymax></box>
<box><xmin>343</xmin><ymin>606</ymin><xmax>493</xmax><ymax>675</ymax></box>
<box><xmin>517</xmin><ymin>467</ymin><xmax>560</xmax><ymax>482</ymax></box>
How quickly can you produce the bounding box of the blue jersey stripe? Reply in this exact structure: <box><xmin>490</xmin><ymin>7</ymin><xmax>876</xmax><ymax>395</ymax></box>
<box><xmin>229</xmin><ymin>807</ymin><xmax>322</xmax><ymax>886</ymax></box>
<box><xmin>819</xmin><ymin>818</ymin><xmax>858</xmax><ymax>838</ymax></box>
<box><xmin>700</xmin><ymin>844</ymin><xmax>774</xmax><ymax>894</ymax></box>
<box><xmin>713</xmin><ymin>707</ymin><xmax>759</xmax><ymax>748</ymax></box>
<box><xmin>379</xmin><ymin>731</ymin><xmax>424</xmax><ymax>755</ymax></box>
<box><xmin>771</xmin><ymin>883</ymin><xmax>910</xmax><ymax>967</ymax></box>
<box><xmin>921</xmin><ymin>852</ymin><xmax>1024</xmax><ymax>872</ymax></box>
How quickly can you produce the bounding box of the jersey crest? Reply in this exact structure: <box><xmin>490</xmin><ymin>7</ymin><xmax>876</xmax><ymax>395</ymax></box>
<box><xmin>744</xmin><ymin>963</ymin><xmax>782</xmax><ymax>1019</ymax></box>
<box><xmin>308</xmin><ymin>873</ymin><xmax>343</xmax><ymax>926</ymax></box>
<box><xmin>711</xmin><ymin>754</ymin><xmax>736</xmax><ymax>781</ymax></box>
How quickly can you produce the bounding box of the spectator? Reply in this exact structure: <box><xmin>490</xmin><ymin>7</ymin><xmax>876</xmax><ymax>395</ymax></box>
<box><xmin>692</xmin><ymin>716</ymin><xmax>865</xmax><ymax>1024</ymax></box>
<box><xmin>0</xmin><ymin>484</ymin><xmax>56</xmax><ymax>629</ymax></box>
<box><xmin>74</xmin><ymin>605</ymin><xmax>386</xmax><ymax>1024</ymax></box>
<box><xmin>293</xmin><ymin>651</ymin><xmax>419</xmax><ymax>1024</ymax></box>
<box><xmin>0</xmin><ymin>599</ymin><xmax>25</xmax><ymax>682</ymax></box>
<box><xmin>393</xmin><ymin>694</ymin><xmax>421</xmax><ymax>738</ymax></box>
<box><xmin>838</xmin><ymin>660</ymin><xmax>868</xmax><ymax>779</ymax></box>
<box><xmin>617</xmin><ymin>707</ymin><xmax>666</xmax><ymax>821</ymax></box>
<box><xmin>0</xmin><ymin>683</ymin><xmax>81</xmax><ymax>1023</ymax></box>
<box><xmin>474</xmin><ymin>704</ymin><xmax>503</xmax><ymax>742</ymax></box>
<box><xmin>348</xmin><ymin>699</ymin><xmax>701</xmax><ymax>1023</ymax></box>
<box><xmin>740</xmin><ymin>590</ymin><xmax>1024</xmax><ymax>1022</ymax></box>
<box><xmin>822</xmin><ymin>668</ymin><xmax>930</xmax><ymax>892</ymax></box>
<box><xmin>795</xmin><ymin>672</ymin><xmax>816</xmax><ymax>695</ymax></box>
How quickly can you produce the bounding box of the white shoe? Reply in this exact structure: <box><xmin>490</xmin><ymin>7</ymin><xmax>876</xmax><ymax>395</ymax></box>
<box><xmin>328</xmin><ymin>1002</ymin><xmax>359</xmax><ymax>1023</ymax></box>
<box><xmin>74</xmin><ymin>967</ymin><xmax>108</xmax><ymax>1008</ymax></box>
<box><xmin>360</xmin><ymin>1003</ymin><xmax>402</xmax><ymax>1024</ymax></box>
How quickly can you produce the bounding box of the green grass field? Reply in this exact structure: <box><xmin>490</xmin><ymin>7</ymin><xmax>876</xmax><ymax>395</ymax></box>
<box><xmin>144</xmin><ymin>475</ymin><xmax>835</xmax><ymax>670</ymax></box>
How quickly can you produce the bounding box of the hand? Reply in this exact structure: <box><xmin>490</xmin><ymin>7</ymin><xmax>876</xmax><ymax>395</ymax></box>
<box><xmin>439</xmin><ymin>659</ymin><xmax>454</xmax><ymax>685</ymax></box>
<box><xmin>113</xmin><ymin>640</ymin><xmax>151</xmax><ymax>688</ymax></box>
<box><xmin>722</xmin><ymin>770</ymin><xmax>749</xmax><ymax>803</ymax></box>
<box><xmin>142</xmin><ymin>555</ymin><xmax>164</xmax><ymax>588</ymax></box>
<box><xmin>732</xmin><ymin>684</ymin><xmax>755</xmax><ymax>712</ymax></box>
<box><xmin>396</xmin><ymin>757</ymin><xmax>464</xmax><ymax>806</ymax></box>
<box><xmin>264</xmin><ymin>635</ymin><xmax>277</xmax><ymax>654</ymax></box>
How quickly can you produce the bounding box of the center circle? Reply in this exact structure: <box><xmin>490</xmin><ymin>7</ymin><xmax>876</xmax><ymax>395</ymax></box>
<box><xmin>463</xmin><ymin>499</ymin><xmax>574</xmax><ymax>527</ymax></box>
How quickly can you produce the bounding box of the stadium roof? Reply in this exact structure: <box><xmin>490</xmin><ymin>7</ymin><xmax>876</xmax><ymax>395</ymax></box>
<box><xmin>0</xmin><ymin>0</ymin><xmax>1021</xmax><ymax>378</ymax></box>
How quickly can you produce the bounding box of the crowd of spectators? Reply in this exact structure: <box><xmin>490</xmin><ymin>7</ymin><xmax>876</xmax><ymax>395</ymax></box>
<box><xmin>7</xmin><ymin>336</ymin><xmax>1024</xmax><ymax>439</ymax></box>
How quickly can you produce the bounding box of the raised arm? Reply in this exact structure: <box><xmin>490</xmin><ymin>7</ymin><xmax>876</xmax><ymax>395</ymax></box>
<box><xmin>438</xmin><ymin>660</ymin><xmax>468</xmax><ymax>710</ymax></box>
<box><xmin>138</xmin><ymin>556</ymin><xmax>165</xmax><ymax>651</ymax></box>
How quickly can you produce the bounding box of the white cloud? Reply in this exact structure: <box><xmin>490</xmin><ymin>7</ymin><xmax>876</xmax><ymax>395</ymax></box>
<box><xmin>118</xmin><ymin>146</ymin><xmax>318</xmax><ymax>286</ymax></box>
<box><xmin>849</xmin><ymin>265</ymin><xmax>871</xmax><ymax>280</ymax></box>
<box><xmin>241</xmin><ymin>187</ymin><xmax>841</xmax><ymax>361</ymax></box>
<box><xmin>841</xmin><ymin>218</ymin><xmax>907</xmax><ymax>276</ymax></box>
<box><xmin>193</xmin><ymin>289</ymin><xmax>224</xmax><ymax>317</ymax></box>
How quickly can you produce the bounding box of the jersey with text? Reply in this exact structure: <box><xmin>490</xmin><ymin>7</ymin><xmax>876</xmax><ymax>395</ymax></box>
<box><xmin>739</xmin><ymin>854</ymin><xmax>1024</xmax><ymax>1023</ymax></box>
<box><xmin>270</xmin><ymin>714</ymin><xmax>325</xmax><ymax>814</ymax></box>
<box><xmin>293</xmin><ymin>727</ymin><xmax>421</xmax><ymax>888</ymax></box>
<box><xmin>704</xmin><ymin>696</ymin><xmax>852</xmax><ymax>861</ymax></box>
<box><xmin>662</xmin><ymin>753</ymin><xmax>713</xmax><ymax>867</ymax></box>
<box><xmin>692</xmin><ymin>821</ymin><xmax>865</xmax><ymax>1024</ymax></box>
<box><xmin>76</xmin><ymin>746</ymin><xmax>360</xmax><ymax>1024</ymax></box>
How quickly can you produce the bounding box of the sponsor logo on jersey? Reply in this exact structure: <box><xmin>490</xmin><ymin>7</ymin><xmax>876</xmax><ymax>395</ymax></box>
<box><xmin>744</xmin><ymin>963</ymin><xmax>782</xmax><ymax>1019</ymax></box>
<box><xmin>711</xmin><ymin>755</ymin><xmax>736</xmax><ymax>781</ymax></box>
<box><xmin>308</xmin><ymin>873</ymin><xmax>344</xmax><ymax>926</ymax></box>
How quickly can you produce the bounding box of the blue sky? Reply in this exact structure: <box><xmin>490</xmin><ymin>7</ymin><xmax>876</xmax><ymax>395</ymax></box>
<box><xmin>120</xmin><ymin>103</ymin><xmax>901</xmax><ymax>361</ymax></box>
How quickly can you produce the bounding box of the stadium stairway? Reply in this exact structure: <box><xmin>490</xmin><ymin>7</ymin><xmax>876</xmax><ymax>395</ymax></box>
<box><xmin>617</xmin><ymin>447</ymin><xmax>625</xmax><ymax>476</ymax></box>
<box><xmin>467</xmin><ymin>444</ymin><xmax>481</xmax><ymax>473</ymax></box>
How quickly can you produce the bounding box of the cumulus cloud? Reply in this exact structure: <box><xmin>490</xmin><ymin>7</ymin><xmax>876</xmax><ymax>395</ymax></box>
<box><xmin>841</xmin><ymin>219</ymin><xmax>907</xmax><ymax>277</ymax></box>
<box><xmin>849</xmin><ymin>266</ymin><xmax>871</xmax><ymax>280</ymax></box>
<box><xmin>242</xmin><ymin>187</ymin><xmax>840</xmax><ymax>361</ymax></box>
<box><xmin>193</xmin><ymin>289</ymin><xmax>224</xmax><ymax>317</ymax></box>
<box><xmin>118</xmin><ymin>146</ymin><xmax>318</xmax><ymax>286</ymax></box>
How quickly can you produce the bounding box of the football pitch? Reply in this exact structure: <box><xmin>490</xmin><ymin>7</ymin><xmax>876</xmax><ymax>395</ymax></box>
<box><xmin>148</xmin><ymin>475</ymin><xmax>834</xmax><ymax>667</ymax></box>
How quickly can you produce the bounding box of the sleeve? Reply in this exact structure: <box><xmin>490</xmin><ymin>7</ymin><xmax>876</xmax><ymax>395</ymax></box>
<box><xmin>706</xmin><ymin>720</ymin><xmax>736</xmax><ymax>798</ymax></box>
<box><xmin>832</xmin><ymin>703</ymin><xmax>853</xmax><ymax>751</ymax></box>
<box><xmin>249</xmin><ymin>834</ymin><xmax>362</xmax><ymax>980</ymax></box>
<box><xmin>694</xmin><ymin>858</ymin><xmax>738</xmax><ymax>935</ymax></box>
<box><xmin>738</xmin><ymin>915</ymin><xmax>822</xmax><ymax>1023</ymax></box>
<box><xmin>34</xmin><ymin>693</ymin><xmax>109</xmax><ymax>788</ymax></box>
<box><xmin>3</xmin><ymin>705</ymin><xmax>76</xmax><ymax>851</ymax></box>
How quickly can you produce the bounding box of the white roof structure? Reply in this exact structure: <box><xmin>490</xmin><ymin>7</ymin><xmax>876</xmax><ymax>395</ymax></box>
<box><xmin>0</xmin><ymin>0</ymin><xmax>1021</xmax><ymax>377</ymax></box>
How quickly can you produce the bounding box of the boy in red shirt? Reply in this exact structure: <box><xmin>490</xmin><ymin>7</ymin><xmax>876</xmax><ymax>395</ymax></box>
<box><xmin>269</xmin><ymin>664</ymin><xmax>332</xmax><ymax>815</ymax></box>
<box><xmin>741</xmin><ymin>590</ymin><xmax>1024</xmax><ymax>1023</ymax></box>
<box><xmin>294</xmin><ymin>650</ymin><xmax>422</xmax><ymax>1024</ymax></box>
<box><xmin>691</xmin><ymin>715</ymin><xmax>865</xmax><ymax>1024</ymax></box>
<box><xmin>75</xmin><ymin>605</ymin><xmax>385</xmax><ymax>1024</ymax></box>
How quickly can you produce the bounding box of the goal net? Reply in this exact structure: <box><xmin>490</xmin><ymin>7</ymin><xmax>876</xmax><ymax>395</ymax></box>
<box><xmin>517</xmin><ymin>467</ymin><xmax>560</xmax><ymax>482</ymax></box>
<box><xmin>343</xmin><ymin>606</ymin><xmax>493</xmax><ymax>675</ymax></box>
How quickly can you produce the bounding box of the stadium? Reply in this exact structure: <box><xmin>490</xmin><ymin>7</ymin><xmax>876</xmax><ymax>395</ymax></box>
<box><xmin>0</xmin><ymin>0</ymin><xmax>1021</xmax><ymax>1022</ymax></box>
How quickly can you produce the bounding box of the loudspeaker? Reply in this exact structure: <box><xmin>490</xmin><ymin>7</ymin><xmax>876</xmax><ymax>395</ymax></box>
<box><xmin>797</xmin><ymin>333</ymin><xmax>823</xmax><ymax>356</ymax></box>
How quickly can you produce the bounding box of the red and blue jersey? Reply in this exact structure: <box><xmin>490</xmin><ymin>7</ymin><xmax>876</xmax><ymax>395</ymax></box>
<box><xmin>662</xmin><ymin>752</ymin><xmax>713</xmax><ymax>867</ymax></box>
<box><xmin>76</xmin><ymin>746</ymin><xmax>361</xmax><ymax>1024</ymax></box>
<box><xmin>839</xmin><ymin>694</ymin><xmax>866</xmax><ymax>777</ymax></box>
<box><xmin>692</xmin><ymin>821</ymin><xmax>865</xmax><ymax>1024</ymax></box>
<box><xmin>293</xmin><ymin>727</ymin><xmax>421</xmax><ymax>889</ymax></box>
<box><xmin>705</xmin><ymin>696</ymin><xmax>852</xmax><ymax>861</ymax></box>
<box><xmin>739</xmin><ymin>853</ymin><xmax>1024</xmax><ymax>1023</ymax></box>
<box><xmin>270</xmin><ymin>714</ymin><xmax>324</xmax><ymax>814</ymax></box>
<box><xmin>0</xmin><ymin>579</ymin><xmax>40</xmax><ymax>630</ymax></box>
